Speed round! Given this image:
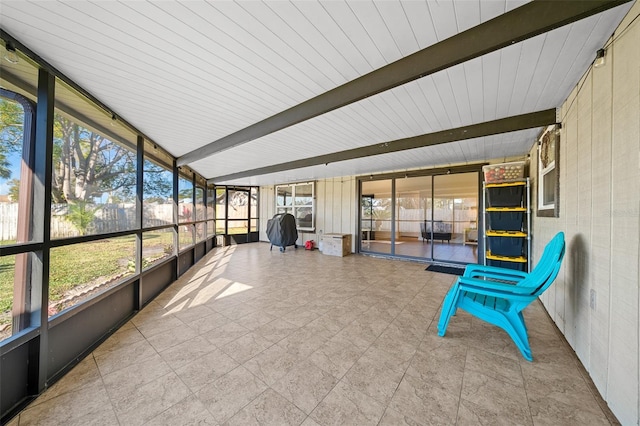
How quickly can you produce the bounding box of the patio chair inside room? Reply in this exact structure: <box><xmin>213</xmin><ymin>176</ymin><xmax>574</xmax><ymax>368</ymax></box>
<box><xmin>437</xmin><ymin>232</ymin><xmax>565</xmax><ymax>361</ymax></box>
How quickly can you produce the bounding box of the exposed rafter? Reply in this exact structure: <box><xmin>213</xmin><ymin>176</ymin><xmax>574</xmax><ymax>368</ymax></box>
<box><xmin>178</xmin><ymin>0</ymin><xmax>629</xmax><ymax>168</ymax></box>
<box><xmin>209</xmin><ymin>109</ymin><xmax>557</xmax><ymax>183</ymax></box>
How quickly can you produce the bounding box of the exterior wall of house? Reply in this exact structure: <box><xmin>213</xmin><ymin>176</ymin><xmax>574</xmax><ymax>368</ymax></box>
<box><xmin>530</xmin><ymin>3</ymin><xmax>639</xmax><ymax>424</ymax></box>
<box><xmin>259</xmin><ymin>177</ymin><xmax>358</xmax><ymax>252</ymax></box>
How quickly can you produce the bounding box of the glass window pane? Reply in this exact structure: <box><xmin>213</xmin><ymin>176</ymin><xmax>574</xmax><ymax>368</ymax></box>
<box><xmin>179</xmin><ymin>224</ymin><xmax>194</xmax><ymax>250</ymax></box>
<box><xmin>0</xmin><ymin>252</ymin><xmax>32</xmax><ymax>342</ymax></box>
<box><xmin>207</xmin><ymin>220</ymin><xmax>215</xmax><ymax>237</ymax></box>
<box><xmin>196</xmin><ymin>186</ymin><xmax>205</xmax><ymax>221</ymax></box>
<box><xmin>216</xmin><ymin>188</ymin><xmax>226</xmax><ymax>224</ymax></box>
<box><xmin>207</xmin><ymin>187</ymin><xmax>215</xmax><ymax>220</ymax></box>
<box><xmin>228</xmin><ymin>190</ymin><xmax>248</xmax><ymax>221</ymax></box>
<box><xmin>196</xmin><ymin>222</ymin><xmax>206</xmax><ymax>242</ymax></box>
<box><xmin>0</xmin><ymin>96</ymin><xmax>29</xmax><ymax>246</ymax></box>
<box><xmin>178</xmin><ymin>176</ymin><xmax>193</xmax><ymax>224</ymax></box>
<box><xmin>250</xmin><ymin>187</ymin><xmax>258</xmax><ymax>219</ymax></box>
<box><xmin>276</xmin><ymin>185</ymin><xmax>292</xmax><ymax>206</ymax></box>
<box><xmin>143</xmin><ymin>159</ymin><xmax>173</xmax><ymax>228</ymax></box>
<box><xmin>543</xmin><ymin>169</ymin><xmax>556</xmax><ymax>205</ymax></box>
<box><xmin>295</xmin><ymin>206</ymin><xmax>313</xmax><ymax>228</ymax></box>
<box><xmin>250</xmin><ymin>219</ymin><xmax>258</xmax><ymax>232</ymax></box>
<box><xmin>52</xmin><ymin>81</ymin><xmax>138</xmax><ymax>238</ymax></box>
<box><xmin>49</xmin><ymin>236</ymin><xmax>135</xmax><ymax>317</ymax></box>
<box><xmin>142</xmin><ymin>229</ymin><xmax>173</xmax><ymax>270</ymax></box>
<box><xmin>227</xmin><ymin>220</ymin><xmax>248</xmax><ymax>235</ymax></box>
<box><xmin>294</xmin><ymin>183</ymin><xmax>313</xmax><ymax>205</ymax></box>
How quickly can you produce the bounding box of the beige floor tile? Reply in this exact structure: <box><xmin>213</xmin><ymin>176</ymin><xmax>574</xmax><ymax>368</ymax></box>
<box><xmin>243</xmin><ymin>343</ymin><xmax>301</xmax><ymax>385</ymax></box>
<box><xmin>145</xmin><ymin>395</ymin><xmax>217</xmax><ymax>425</ymax></box>
<box><xmin>158</xmin><ymin>335</ymin><xmax>218</xmax><ymax>370</ymax></box>
<box><xmin>308</xmin><ymin>335</ymin><xmax>364</xmax><ymax>379</ymax></box>
<box><xmin>112</xmin><ymin>371</ymin><xmax>191</xmax><ymax>425</ymax></box>
<box><xmin>378</xmin><ymin>408</ymin><xmax>423</xmax><ymax>426</ymax></box>
<box><xmin>203</xmin><ymin>321</ymin><xmax>250</xmax><ymax>347</ymax></box>
<box><xmin>235</xmin><ymin>310</ymin><xmax>277</xmax><ymax>330</ymax></box>
<box><xmin>464</xmin><ymin>347</ymin><xmax>524</xmax><ymax>387</ymax></box>
<box><xmin>271</xmin><ymin>359</ymin><xmax>339</xmax><ymax>415</ymax></box>
<box><xmin>17</xmin><ymin>381</ymin><xmax>116</xmax><ymax>426</ymax></box>
<box><xmin>389</xmin><ymin>373</ymin><xmax>459</xmax><ymax>425</ymax></box>
<box><xmin>102</xmin><ymin>352</ymin><xmax>173</xmax><ymax>404</ymax></box>
<box><xmin>186</xmin><ymin>311</ymin><xmax>232</xmax><ymax>335</ymax></box>
<box><xmin>94</xmin><ymin>338</ymin><xmax>158</xmax><ymax>376</ymax></box>
<box><xmin>135</xmin><ymin>313</ymin><xmax>186</xmax><ymax>339</ymax></box>
<box><xmin>459</xmin><ymin>370</ymin><xmax>531</xmax><ymax>424</ymax></box>
<box><xmin>147</xmin><ymin>322</ymin><xmax>200</xmax><ymax>352</ymax></box>
<box><xmin>310</xmin><ymin>380</ymin><xmax>386</xmax><ymax>426</ymax></box>
<box><xmin>342</xmin><ymin>351</ymin><xmax>405</xmax><ymax>405</ymax></box>
<box><xmin>220</xmin><ymin>331</ymin><xmax>274</xmax><ymax>363</ymax></box>
<box><xmin>255</xmin><ymin>318</ymin><xmax>300</xmax><ymax>343</ymax></box>
<box><xmin>225</xmin><ymin>388</ymin><xmax>307</xmax><ymax>426</ymax></box>
<box><xmin>92</xmin><ymin>323</ymin><xmax>145</xmax><ymax>357</ymax></box>
<box><xmin>170</xmin><ymin>303</ymin><xmax>217</xmax><ymax>325</ymax></box>
<box><xmin>195</xmin><ymin>366</ymin><xmax>268</xmax><ymax>424</ymax></box>
<box><xmin>30</xmin><ymin>355</ymin><xmax>102</xmax><ymax>407</ymax></box>
<box><xmin>174</xmin><ymin>347</ymin><xmax>239</xmax><ymax>392</ymax></box>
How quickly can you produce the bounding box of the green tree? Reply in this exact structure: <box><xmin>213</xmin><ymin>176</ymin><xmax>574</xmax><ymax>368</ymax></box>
<box><xmin>8</xmin><ymin>179</ymin><xmax>19</xmax><ymax>202</ymax></box>
<box><xmin>52</xmin><ymin>115</ymin><xmax>137</xmax><ymax>204</ymax></box>
<box><xmin>65</xmin><ymin>200</ymin><xmax>100</xmax><ymax>235</ymax></box>
<box><xmin>0</xmin><ymin>97</ymin><xmax>24</xmax><ymax>180</ymax></box>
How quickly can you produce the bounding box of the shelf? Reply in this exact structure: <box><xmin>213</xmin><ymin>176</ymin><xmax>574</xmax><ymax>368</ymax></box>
<box><xmin>486</xmin><ymin>230</ymin><xmax>527</xmax><ymax>238</ymax></box>
<box><xmin>486</xmin><ymin>251</ymin><xmax>527</xmax><ymax>263</ymax></box>
<box><xmin>485</xmin><ymin>181</ymin><xmax>526</xmax><ymax>188</ymax></box>
<box><xmin>483</xmin><ymin>176</ymin><xmax>531</xmax><ymax>272</ymax></box>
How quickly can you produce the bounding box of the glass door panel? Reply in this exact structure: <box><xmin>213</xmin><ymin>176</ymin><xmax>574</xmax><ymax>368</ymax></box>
<box><xmin>433</xmin><ymin>173</ymin><xmax>479</xmax><ymax>264</ymax></box>
<box><xmin>395</xmin><ymin>176</ymin><xmax>433</xmax><ymax>258</ymax></box>
<box><xmin>360</xmin><ymin>180</ymin><xmax>392</xmax><ymax>254</ymax></box>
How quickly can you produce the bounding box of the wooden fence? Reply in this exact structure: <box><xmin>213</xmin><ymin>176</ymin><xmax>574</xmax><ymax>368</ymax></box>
<box><xmin>0</xmin><ymin>202</ymin><xmax>174</xmax><ymax>241</ymax></box>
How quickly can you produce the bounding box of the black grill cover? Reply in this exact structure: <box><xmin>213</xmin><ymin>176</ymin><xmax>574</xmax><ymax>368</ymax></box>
<box><xmin>266</xmin><ymin>213</ymin><xmax>298</xmax><ymax>250</ymax></box>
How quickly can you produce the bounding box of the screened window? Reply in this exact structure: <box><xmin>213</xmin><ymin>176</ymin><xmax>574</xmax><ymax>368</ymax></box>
<box><xmin>143</xmin><ymin>159</ymin><xmax>173</xmax><ymax>228</ymax></box>
<box><xmin>0</xmin><ymin>90</ymin><xmax>35</xmax><ymax>342</ymax></box>
<box><xmin>52</xmin><ymin>81</ymin><xmax>138</xmax><ymax>238</ymax></box>
<box><xmin>276</xmin><ymin>182</ymin><xmax>314</xmax><ymax>230</ymax></box>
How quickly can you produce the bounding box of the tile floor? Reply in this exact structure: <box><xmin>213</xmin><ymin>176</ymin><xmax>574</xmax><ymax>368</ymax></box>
<box><xmin>9</xmin><ymin>243</ymin><xmax>616</xmax><ymax>425</ymax></box>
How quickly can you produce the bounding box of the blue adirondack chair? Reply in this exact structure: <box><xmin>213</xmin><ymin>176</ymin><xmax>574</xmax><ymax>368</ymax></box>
<box><xmin>437</xmin><ymin>232</ymin><xmax>565</xmax><ymax>361</ymax></box>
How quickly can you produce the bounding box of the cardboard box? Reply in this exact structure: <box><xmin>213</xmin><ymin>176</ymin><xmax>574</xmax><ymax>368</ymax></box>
<box><xmin>321</xmin><ymin>233</ymin><xmax>351</xmax><ymax>257</ymax></box>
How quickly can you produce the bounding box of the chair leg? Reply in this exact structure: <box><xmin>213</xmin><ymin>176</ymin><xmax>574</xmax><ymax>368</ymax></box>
<box><xmin>437</xmin><ymin>284</ymin><xmax>460</xmax><ymax>337</ymax></box>
<box><xmin>495</xmin><ymin>313</ymin><xmax>533</xmax><ymax>361</ymax></box>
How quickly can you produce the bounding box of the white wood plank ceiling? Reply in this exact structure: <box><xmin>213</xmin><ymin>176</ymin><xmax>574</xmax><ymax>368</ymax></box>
<box><xmin>0</xmin><ymin>1</ymin><xmax>634</xmax><ymax>186</ymax></box>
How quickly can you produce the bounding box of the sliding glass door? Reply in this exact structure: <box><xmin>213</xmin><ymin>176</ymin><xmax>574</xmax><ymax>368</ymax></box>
<box><xmin>359</xmin><ymin>172</ymin><xmax>478</xmax><ymax>264</ymax></box>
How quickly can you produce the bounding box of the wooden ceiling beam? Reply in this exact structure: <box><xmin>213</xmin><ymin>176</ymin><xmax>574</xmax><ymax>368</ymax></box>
<box><xmin>209</xmin><ymin>108</ymin><xmax>556</xmax><ymax>183</ymax></box>
<box><xmin>179</xmin><ymin>0</ymin><xmax>629</xmax><ymax>167</ymax></box>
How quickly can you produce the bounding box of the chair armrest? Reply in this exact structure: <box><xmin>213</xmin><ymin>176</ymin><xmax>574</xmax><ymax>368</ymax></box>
<box><xmin>463</xmin><ymin>264</ymin><xmax>528</xmax><ymax>282</ymax></box>
<box><xmin>457</xmin><ymin>276</ymin><xmax>534</xmax><ymax>297</ymax></box>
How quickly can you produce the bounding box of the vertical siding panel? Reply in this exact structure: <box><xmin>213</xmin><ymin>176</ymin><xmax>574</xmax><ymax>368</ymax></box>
<box><xmin>608</xmin><ymin>17</ymin><xmax>640</xmax><ymax>424</ymax></box>
<box><xmin>259</xmin><ymin>186</ymin><xmax>275</xmax><ymax>241</ymax></box>
<box><xmin>590</xmin><ymin>46</ymin><xmax>613</xmax><ymax>397</ymax></box>
<box><xmin>574</xmin><ymin>73</ymin><xmax>593</xmax><ymax>364</ymax></box>
<box><xmin>325</xmin><ymin>179</ymin><xmax>334</xmax><ymax>234</ymax></box>
<box><xmin>558</xmin><ymin>87</ymin><xmax>580</xmax><ymax>337</ymax></box>
<box><xmin>333</xmin><ymin>179</ymin><xmax>342</xmax><ymax>233</ymax></box>
<box><xmin>316</xmin><ymin>180</ymin><xmax>326</xmax><ymax>239</ymax></box>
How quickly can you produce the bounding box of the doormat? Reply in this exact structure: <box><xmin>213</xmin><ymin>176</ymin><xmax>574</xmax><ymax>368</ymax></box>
<box><xmin>425</xmin><ymin>264</ymin><xmax>465</xmax><ymax>276</ymax></box>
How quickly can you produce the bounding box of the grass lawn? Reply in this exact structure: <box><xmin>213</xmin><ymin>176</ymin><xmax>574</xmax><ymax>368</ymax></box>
<box><xmin>1</xmin><ymin>232</ymin><xmax>173</xmax><ymax>325</ymax></box>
